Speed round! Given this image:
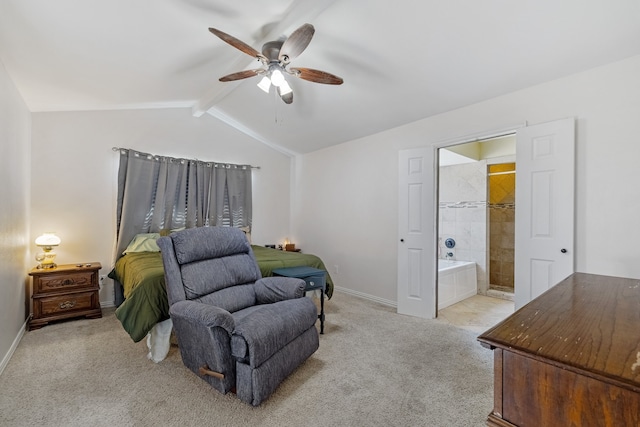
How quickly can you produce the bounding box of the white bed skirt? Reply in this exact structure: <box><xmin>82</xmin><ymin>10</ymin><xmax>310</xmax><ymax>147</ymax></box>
<box><xmin>146</xmin><ymin>318</ymin><xmax>173</xmax><ymax>363</ymax></box>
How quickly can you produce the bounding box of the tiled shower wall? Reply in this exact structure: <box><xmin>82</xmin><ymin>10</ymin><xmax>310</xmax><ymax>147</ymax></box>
<box><xmin>488</xmin><ymin>163</ymin><xmax>516</xmax><ymax>290</ymax></box>
<box><xmin>439</xmin><ymin>161</ymin><xmax>488</xmax><ymax>295</ymax></box>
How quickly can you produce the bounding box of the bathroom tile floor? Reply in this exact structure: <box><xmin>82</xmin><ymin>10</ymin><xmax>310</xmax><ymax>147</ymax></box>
<box><xmin>436</xmin><ymin>294</ymin><xmax>515</xmax><ymax>334</ymax></box>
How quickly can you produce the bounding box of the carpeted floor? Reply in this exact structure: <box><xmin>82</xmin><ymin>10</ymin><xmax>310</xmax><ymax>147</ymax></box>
<box><xmin>0</xmin><ymin>292</ymin><xmax>493</xmax><ymax>427</ymax></box>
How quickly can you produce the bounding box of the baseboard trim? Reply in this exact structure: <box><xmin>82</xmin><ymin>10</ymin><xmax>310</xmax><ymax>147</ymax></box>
<box><xmin>100</xmin><ymin>301</ymin><xmax>115</xmax><ymax>308</ymax></box>
<box><xmin>0</xmin><ymin>319</ymin><xmax>27</xmax><ymax>377</ymax></box>
<box><xmin>334</xmin><ymin>286</ymin><xmax>397</xmax><ymax>308</ymax></box>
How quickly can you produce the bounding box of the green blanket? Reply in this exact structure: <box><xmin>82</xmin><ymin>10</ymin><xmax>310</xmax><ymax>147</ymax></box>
<box><xmin>250</xmin><ymin>246</ymin><xmax>334</xmax><ymax>296</ymax></box>
<box><xmin>111</xmin><ymin>246</ymin><xmax>334</xmax><ymax>342</ymax></box>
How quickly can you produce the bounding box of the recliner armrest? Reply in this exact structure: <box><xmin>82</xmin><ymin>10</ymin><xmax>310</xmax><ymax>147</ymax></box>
<box><xmin>169</xmin><ymin>300</ymin><xmax>235</xmax><ymax>335</ymax></box>
<box><xmin>255</xmin><ymin>277</ymin><xmax>306</xmax><ymax>303</ymax></box>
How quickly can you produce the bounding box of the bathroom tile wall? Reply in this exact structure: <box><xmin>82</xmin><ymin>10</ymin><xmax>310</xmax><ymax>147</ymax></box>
<box><xmin>439</xmin><ymin>160</ymin><xmax>488</xmax><ymax>295</ymax></box>
<box><xmin>488</xmin><ymin>163</ymin><xmax>516</xmax><ymax>290</ymax></box>
<box><xmin>489</xmin><ymin>206</ymin><xmax>515</xmax><ymax>288</ymax></box>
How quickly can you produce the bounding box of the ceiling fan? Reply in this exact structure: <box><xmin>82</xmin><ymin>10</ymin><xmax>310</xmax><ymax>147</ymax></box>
<box><xmin>209</xmin><ymin>23</ymin><xmax>343</xmax><ymax>104</ymax></box>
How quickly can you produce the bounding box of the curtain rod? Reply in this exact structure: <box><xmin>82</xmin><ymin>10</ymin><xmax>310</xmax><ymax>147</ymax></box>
<box><xmin>112</xmin><ymin>147</ymin><xmax>260</xmax><ymax>169</ymax></box>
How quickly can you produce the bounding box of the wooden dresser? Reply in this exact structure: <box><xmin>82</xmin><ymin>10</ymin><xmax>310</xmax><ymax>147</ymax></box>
<box><xmin>478</xmin><ymin>273</ymin><xmax>640</xmax><ymax>427</ymax></box>
<box><xmin>29</xmin><ymin>262</ymin><xmax>102</xmax><ymax>330</ymax></box>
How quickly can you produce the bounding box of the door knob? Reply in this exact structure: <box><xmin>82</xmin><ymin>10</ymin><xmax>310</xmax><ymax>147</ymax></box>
<box><xmin>561</xmin><ymin>248</ymin><xmax>567</xmax><ymax>253</ymax></box>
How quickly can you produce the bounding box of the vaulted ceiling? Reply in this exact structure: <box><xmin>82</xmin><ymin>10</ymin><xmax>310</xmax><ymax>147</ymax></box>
<box><xmin>1</xmin><ymin>0</ymin><xmax>639</xmax><ymax>154</ymax></box>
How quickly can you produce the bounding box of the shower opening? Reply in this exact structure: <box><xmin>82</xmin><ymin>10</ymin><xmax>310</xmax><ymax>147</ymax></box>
<box><xmin>488</xmin><ymin>162</ymin><xmax>516</xmax><ymax>295</ymax></box>
<box><xmin>437</xmin><ymin>134</ymin><xmax>516</xmax><ymax>305</ymax></box>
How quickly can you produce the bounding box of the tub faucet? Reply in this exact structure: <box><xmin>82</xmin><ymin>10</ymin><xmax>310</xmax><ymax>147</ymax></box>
<box><xmin>446</xmin><ymin>252</ymin><xmax>454</xmax><ymax>260</ymax></box>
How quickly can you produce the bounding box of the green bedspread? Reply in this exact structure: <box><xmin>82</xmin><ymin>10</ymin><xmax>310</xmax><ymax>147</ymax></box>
<box><xmin>110</xmin><ymin>246</ymin><xmax>334</xmax><ymax>342</ymax></box>
<box><xmin>250</xmin><ymin>246</ymin><xmax>334</xmax><ymax>296</ymax></box>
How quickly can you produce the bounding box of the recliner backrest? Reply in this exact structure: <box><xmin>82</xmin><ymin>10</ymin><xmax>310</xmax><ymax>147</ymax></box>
<box><xmin>160</xmin><ymin>226</ymin><xmax>262</xmax><ymax>313</ymax></box>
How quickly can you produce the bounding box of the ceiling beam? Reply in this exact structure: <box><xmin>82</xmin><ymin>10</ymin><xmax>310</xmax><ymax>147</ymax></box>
<box><xmin>206</xmin><ymin>107</ymin><xmax>298</xmax><ymax>157</ymax></box>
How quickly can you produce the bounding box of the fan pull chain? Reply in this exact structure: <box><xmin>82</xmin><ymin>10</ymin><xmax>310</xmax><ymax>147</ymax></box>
<box><xmin>272</xmin><ymin>88</ymin><xmax>285</xmax><ymax>125</ymax></box>
<box><xmin>272</xmin><ymin>88</ymin><xmax>279</xmax><ymax>124</ymax></box>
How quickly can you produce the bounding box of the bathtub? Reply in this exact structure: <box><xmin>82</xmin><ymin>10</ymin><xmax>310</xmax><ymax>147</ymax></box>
<box><xmin>438</xmin><ymin>259</ymin><xmax>477</xmax><ymax>310</ymax></box>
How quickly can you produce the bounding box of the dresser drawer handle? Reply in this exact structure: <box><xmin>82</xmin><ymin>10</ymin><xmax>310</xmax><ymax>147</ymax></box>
<box><xmin>62</xmin><ymin>279</ymin><xmax>75</xmax><ymax>285</ymax></box>
<box><xmin>59</xmin><ymin>300</ymin><xmax>76</xmax><ymax>309</ymax></box>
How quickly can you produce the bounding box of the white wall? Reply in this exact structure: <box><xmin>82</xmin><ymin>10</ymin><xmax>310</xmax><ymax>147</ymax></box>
<box><xmin>30</xmin><ymin>108</ymin><xmax>293</xmax><ymax>305</ymax></box>
<box><xmin>0</xmin><ymin>59</ymin><xmax>31</xmax><ymax>372</ymax></box>
<box><xmin>294</xmin><ymin>54</ymin><xmax>640</xmax><ymax>305</ymax></box>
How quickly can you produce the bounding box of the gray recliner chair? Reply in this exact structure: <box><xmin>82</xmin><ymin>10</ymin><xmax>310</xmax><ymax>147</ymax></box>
<box><xmin>157</xmin><ymin>226</ymin><xmax>319</xmax><ymax>406</ymax></box>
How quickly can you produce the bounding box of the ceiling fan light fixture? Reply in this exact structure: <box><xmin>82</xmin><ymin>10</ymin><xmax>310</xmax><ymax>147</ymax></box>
<box><xmin>279</xmin><ymin>80</ymin><xmax>293</xmax><ymax>96</ymax></box>
<box><xmin>210</xmin><ymin>23</ymin><xmax>342</xmax><ymax>104</ymax></box>
<box><xmin>257</xmin><ymin>76</ymin><xmax>271</xmax><ymax>93</ymax></box>
<box><xmin>270</xmin><ymin>69</ymin><xmax>286</xmax><ymax>87</ymax></box>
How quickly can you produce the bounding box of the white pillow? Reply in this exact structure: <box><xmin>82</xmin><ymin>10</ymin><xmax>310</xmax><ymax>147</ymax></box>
<box><xmin>122</xmin><ymin>233</ymin><xmax>161</xmax><ymax>254</ymax></box>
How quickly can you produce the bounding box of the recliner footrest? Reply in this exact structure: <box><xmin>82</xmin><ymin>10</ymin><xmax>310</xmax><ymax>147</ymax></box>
<box><xmin>236</xmin><ymin>325</ymin><xmax>319</xmax><ymax>406</ymax></box>
<box><xmin>231</xmin><ymin>298</ymin><xmax>318</xmax><ymax>367</ymax></box>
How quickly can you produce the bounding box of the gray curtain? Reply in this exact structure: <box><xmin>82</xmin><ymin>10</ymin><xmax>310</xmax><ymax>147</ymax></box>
<box><xmin>114</xmin><ymin>149</ymin><xmax>252</xmax><ymax>262</ymax></box>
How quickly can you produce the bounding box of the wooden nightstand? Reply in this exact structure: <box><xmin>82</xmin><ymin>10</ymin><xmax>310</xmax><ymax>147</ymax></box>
<box><xmin>28</xmin><ymin>262</ymin><xmax>102</xmax><ymax>330</ymax></box>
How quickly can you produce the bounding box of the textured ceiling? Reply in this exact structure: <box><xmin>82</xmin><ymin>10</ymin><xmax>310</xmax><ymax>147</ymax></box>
<box><xmin>1</xmin><ymin>0</ymin><xmax>639</xmax><ymax>154</ymax></box>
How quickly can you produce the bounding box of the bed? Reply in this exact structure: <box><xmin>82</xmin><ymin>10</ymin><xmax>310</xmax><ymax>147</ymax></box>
<box><xmin>109</xmin><ymin>240</ymin><xmax>334</xmax><ymax>345</ymax></box>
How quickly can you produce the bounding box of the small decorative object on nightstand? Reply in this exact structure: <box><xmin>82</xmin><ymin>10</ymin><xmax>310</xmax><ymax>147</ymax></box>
<box><xmin>28</xmin><ymin>262</ymin><xmax>102</xmax><ymax>330</ymax></box>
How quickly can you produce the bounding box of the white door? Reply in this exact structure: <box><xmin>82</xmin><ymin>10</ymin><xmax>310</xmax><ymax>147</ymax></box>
<box><xmin>397</xmin><ymin>147</ymin><xmax>437</xmax><ymax>319</ymax></box>
<box><xmin>515</xmin><ymin>118</ymin><xmax>575</xmax><ymax>309</ymax></box>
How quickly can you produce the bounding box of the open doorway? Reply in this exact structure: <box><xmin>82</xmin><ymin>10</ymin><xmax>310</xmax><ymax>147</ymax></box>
<box><xmin>487</xmin><ymin>162</ymin><xmax>516</xmax><ymax>296</ymax></box>
<box><xmin>398</xmin><ymin>118</ymin><xmax>574</xmax><ymax>323</ymax></box>
<box><xmin>435</xmin><ymin>135</ymin><xmax>515</xmax><ymax>330</ymax></box>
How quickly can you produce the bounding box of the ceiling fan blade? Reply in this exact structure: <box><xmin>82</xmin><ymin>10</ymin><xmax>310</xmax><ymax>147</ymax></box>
<box><xmin>278</xmin><ymin>23</ymin><xmax>315</xmax><ymax>64</ymax></box>
<box><xmin>278</xmin><ymin>87</ymin><xmax>294</xmax><ymax>104</ymax></box>
<box><xmin>290</xmin><ymin>67</ymin><xmax>343</xmax><ymax>85</ymax></box>
<box><xmin>219</xmin><ymin>69</ymin><xmax>261</xmax><ymax>82</ymax></box>
<box><xmin>209</xmin><ymin>27</ymin><xmax>266</xmax><ymax>61</ymax></box>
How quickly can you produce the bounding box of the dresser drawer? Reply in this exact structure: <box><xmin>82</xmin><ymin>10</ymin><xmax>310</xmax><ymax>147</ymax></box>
<box><xmin>35</xmin><ymin>291</ymin><xmax>97</xmax><ymax>316</ymax></box>
<box><xmin>35</xmin><ymin>270</ymin><xmax>96</xmax><ymax>293</ymax></box>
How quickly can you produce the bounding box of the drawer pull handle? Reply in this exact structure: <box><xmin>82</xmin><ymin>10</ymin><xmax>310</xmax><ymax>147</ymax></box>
<box><xmin>59</xmin><ymin>300</ymin><xmax>76</xmax><ymax>309</ymax></box>
<box><xmin>62</xmin><ymin>279</ymin><xmax>75</xmax><ymax>285</ymax></box>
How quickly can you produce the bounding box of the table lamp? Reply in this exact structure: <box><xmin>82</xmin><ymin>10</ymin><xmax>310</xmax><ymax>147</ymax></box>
<box><xmin>35</xmin><ymin>232</ymin><xmax>61</xmax><ymax>269</ymax></box>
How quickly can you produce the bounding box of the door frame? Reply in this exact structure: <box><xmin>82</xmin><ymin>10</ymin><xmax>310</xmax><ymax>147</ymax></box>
<box><xmin>432</xmin><ymin>125</ymin><xmax>521</xmax><ymax>316</ymax></box>
<box><xmin>398</xmin><ymin>120</ymin><xmax>575</xmax><ymax>319</ymax></box>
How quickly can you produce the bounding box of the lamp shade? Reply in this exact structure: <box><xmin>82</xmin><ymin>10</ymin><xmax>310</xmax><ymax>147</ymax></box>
<box><xmin>270</xmin><ymin>69</ymin><xmax>285</xmax><ymax>87</ymax></box>
<box><xmin>257</xmin><ymin>76</ymin><xmax>271</xmax><ymax>93</ymax></box>
<box><xmin>35</xmin><ymin>233</ymin><xmax>61</xmax><ymax>247</ymax></box>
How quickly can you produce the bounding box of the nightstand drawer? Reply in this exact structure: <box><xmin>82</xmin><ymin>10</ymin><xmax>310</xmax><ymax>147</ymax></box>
<box><xmin>36</xmin><ymin>291</ymin><xmax>98</xmax><ymax>316</ymax></box>
<box><xmin>35</xmin><ymin>270</ymin><xmax>96</xmax><ymax>293</ymax></box>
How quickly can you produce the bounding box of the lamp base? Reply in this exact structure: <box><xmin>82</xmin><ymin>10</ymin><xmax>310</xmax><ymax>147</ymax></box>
<box><xmin>35</xmin><ymin>249</ymin><xmax>57</xmax><ymax>269</ymax></box>
<box><xmin>37</xmin><ymin>262</ymin><xmax>57</xmax><ymax>269</ymax></box>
